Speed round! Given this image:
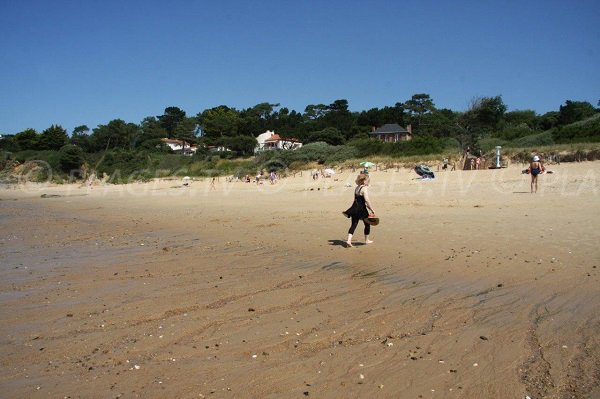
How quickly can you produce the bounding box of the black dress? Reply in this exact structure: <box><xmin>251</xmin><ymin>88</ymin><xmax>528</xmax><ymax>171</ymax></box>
<box><xmin>343</xmin><ymin>185</ymin><xmax>369</xmax><ymax>219</ymax></box>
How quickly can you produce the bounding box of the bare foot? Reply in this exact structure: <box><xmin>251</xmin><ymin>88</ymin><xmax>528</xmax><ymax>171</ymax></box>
<box><xmin>345</xmin><ymin>241</ymin><xmax>353</xmax><ymax>248</ymax></box>
<box><xmin>365</xmin><ymin>239</ymin><xmax>374</xmax><ymax>244</ymax></box>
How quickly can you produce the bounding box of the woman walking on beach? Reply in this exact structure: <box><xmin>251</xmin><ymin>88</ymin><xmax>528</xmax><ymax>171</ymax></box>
<box><xmin>528</xmin><ymin>155</ymin><xmax>544</xmax><ymax>193</ymax></box>
<box><xmin>343</xmin><ymin>173</ymin><xmax>375</xmax><ymax>247</ymax></box>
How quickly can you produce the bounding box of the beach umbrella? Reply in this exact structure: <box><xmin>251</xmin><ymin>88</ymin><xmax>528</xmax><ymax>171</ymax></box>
<box><xmin>360</xmin><ymin>161</ymin><xmax>375</xmax><ymax>168</ymax></box>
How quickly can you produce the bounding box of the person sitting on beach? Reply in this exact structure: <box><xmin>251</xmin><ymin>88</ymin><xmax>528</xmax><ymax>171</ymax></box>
<box><xmin>342</xmin><ymin>173</ymin><xmax>375</xmax><ymax>247</ymax></box>
<box><xmin>528</xmin><ymin>155</ymin><xmax>544</xmax><ymax>193</ymax></box>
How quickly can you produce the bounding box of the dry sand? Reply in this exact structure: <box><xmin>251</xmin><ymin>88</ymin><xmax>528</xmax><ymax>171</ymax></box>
<box><xmin>1</xmin><ymin>162</ymin><xmax>599</xmax><ymax>399</ymax></box>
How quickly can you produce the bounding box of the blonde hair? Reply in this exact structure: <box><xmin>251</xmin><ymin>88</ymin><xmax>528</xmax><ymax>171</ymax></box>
<box><xmin>355</xmin><ymin>173</ymin><xmax>370</xmax><ymax>186</ymax></box>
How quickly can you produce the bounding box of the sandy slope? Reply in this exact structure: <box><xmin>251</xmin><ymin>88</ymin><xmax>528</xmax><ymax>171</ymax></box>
<box><xmin>1</xmin><ymin>162</ymin><xmax>599</xmax><ymax>398</ymax></box>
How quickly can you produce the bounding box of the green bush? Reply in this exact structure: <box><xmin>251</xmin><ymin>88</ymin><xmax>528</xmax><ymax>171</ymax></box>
<box><xmin>443</xmin><ymin>137</ymin><xmax>462</xmax><ymax>150</ymax></box>
<box><xmin>59</xmin><ymin>144</ymin><xmax>85</xmax><ymax>174</ymax></box>
<box><xmin>390</xmin><ymin>136</ymin><xmax>446</xmax><ymax>156</ymax></box>
<box><xmin>89</xmin><ymin>149</ymin><xmax>168</xmax><ymax>183</ymax></box>
<box><xmin>494</xmin><ymin>125</ymin><xmax>535</xmax><ymax>141</ymax></box>
<box><xmin>14</xmin><ymin>150</ymin><xmax>61</xmax><ymax>171</ymax></box>
<box><xmin>156</xmin><ymin>154</ymin><xmax>191</xmax><ymax>172</ymax></box>
<box><xmin>509</xmin><ymin>131</ymin><xmax>555</xmax><ymax>148</ymax></box>
<box><xmin>478</xmin><ymin>138</ymin><xmax>509</xmax><ymax>153</ymax></box>
<box><xmin>324</xmin><ymin>145</ymin><xmax>359</xmax><ymax>163</ymax></box>
<box><xmin>346</xmin><ymin>138</ymin><xmax>384</xmax><ymax>157</ymax></box>
<box><xmin>551</xmin><ymin>114</ymin><xmax>600</xmax><ymax>143</ymax></box>
<box><xmin>280</xmin><ymin>142</ymin><xmax>345</xmax><ymax>164</ymax></box>
<box><xmin>347</xmin><ymin>136</ymin><xmax>446</xmax><ymax>157</ymax></box>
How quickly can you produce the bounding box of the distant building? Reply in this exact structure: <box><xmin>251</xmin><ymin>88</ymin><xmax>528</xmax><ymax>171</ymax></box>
<box><xmin>370</xmin><ymin>123</ymin><xmax>412</xmax><ymax>142</ymax></box>
<box><xmin>255</xmin><ymin>130</ymin><xmax>303</xmax><ymax>153</ymax></box>
<box><xmin>207</xmin><ymin>145</ymin><xmax>232</xmax><ymax>153</ymax></box>
<box><xmin>160</xmin><ymin>138</ymin><xmax>197</xmax><ymax>156</ymax></box>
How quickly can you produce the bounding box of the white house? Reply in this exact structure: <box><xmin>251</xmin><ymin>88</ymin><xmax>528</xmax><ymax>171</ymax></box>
<box><xmin>160</xmin><ymin>138</ymin><xmax>197</xmax><ymax>156</ymax></box>
<box><xmin>255</xmin><ymin>130</ymin><xmax>303</xmax><ymax>153</ymax></box>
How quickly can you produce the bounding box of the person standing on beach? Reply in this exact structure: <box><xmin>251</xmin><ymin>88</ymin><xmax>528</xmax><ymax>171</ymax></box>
<box><xmin>528</xmin><ymin>155</ymin><xmax>544</xmax><ymax>193</ymax></box>
<box><xmin>342</xmin><ymin>173</ymin><xmax>375</xmax><ymax>247</ymax></box>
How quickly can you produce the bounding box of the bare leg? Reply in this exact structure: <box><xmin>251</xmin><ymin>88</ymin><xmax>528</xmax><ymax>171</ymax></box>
<box><xmin>531</xmin><ymin>176</ymin><xmax>538</xmax><ymax>193</ymax></box>
<box><xmin>346</xmin><ymin>234</ymin><xmax>353</xmax><ymax>247</ymax></box>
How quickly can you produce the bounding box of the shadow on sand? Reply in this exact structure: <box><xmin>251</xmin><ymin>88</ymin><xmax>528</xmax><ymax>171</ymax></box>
<box><xmin>328</xmin><ymin>239</ymin><xmax>366</xmax><ymax>247</ymax></box>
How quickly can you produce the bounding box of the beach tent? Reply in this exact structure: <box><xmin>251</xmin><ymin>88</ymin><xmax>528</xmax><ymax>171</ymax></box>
<box><xmin>414</xmin><ymin>165</ymin><xmax>435</xmax><ymax>178</ymax></box>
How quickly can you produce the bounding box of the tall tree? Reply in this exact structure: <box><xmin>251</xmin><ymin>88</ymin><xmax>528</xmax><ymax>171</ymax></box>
<box><xmin>558</xmin><ymin>100</ymin><xmax>596</xmax><ymax>125</ymax></box>
<box><xmin>356</xmin><ymin>104</ymin><xmax>405</xmax><ymax>128</ymax></box>
<box><xmin>71</xmin><ymin>125</ymin><xmax>92</xmax><ymax>152</ymax></box>
<box><xmin>324</xmin><ymin>99</ymin><xmax>354</xmax><ymax>138</ymax></box>
<box><xmin>139</xmin><ymin>117</ymin><xmax>166</xmax><ymax>140</ymax></box>
<box><xmin>504</xmin><ymin>110</ymin><xmax>538</xmax><ymax>129</ymax></box>
<box><xmin>39</xmin><ymin>125</ymin><xmax>68</xmax><ymax>150</ymax></box>
<box><xmin>223</xmin><ymin>135</ymin><xmax>258</xmax><ymax>156</ymax></box>
<box><xmin>456</xmin><ymin>95</ymin><xmax>507</xmax><ymax>150</ymax></box>
<box><xmin>419</xmin><ymin>108</ymin><xmax>459</xmax><ymax>137</ymax></box>
<box><xmin>157</xmin><ymin>107</ymin><xmax>186</xmax><ymax>139</ymax></box>
<box><xmin>238</xmin><ymin>103</ymin><xmax>279</xmax><ymax>136</ymax></box>
<box><xmin>14</xmin><ymin>128</ymin><xmax>39</xmax><ymax>150</ymax></box>
<box><xmin>72</xmin><ymin>125</ymin><xmax>90</xmax><ymax>136</ymax></box>
<box><xmin>307</xmin><ymin>127</ymin><xmax>345</xmax><ymax>145</ymax></box>
<box><xmin>404</xmin><ymin>94</ymin><xmax>435</xmax><ymax>132</ymax></box>
<box><xmin>92</xmin><ymin>119</ymin><xmax>139</xmax><ymax>151</ymax></box>
<box><xmin>174</xmin><ymin>116</ymin><xmax>199</xmax><ymax>152</ymax></box>
<box><xmin>157</xmin><ymin>106</ymin><xmax>195</xmax><ymax>154</ymax></box>
<box><xmin>539</xmin><ymin>111</ymin><xmax>560</xmax><ymax>131</ymax></box>
<box><xmin>356</xmin><ymin>107</ymin><xmax>383</xmax><ymax>127</ymax></box>
<box><xmin>460</xmin><ymin>96</ymin><xmax>507</xmax><ymax>132</ymax></box>
<box><xmin>303</xmin><ymin>104</ymin><xmax>329</xmax><ymax>121</ymax></box>
<box><xmin>197</xmin><ymin>106</ymin><xmax>240</xmax><ymax>138</ymax></box>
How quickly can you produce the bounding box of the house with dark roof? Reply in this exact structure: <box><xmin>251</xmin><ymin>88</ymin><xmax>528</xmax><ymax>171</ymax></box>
<box><xmin>369</xmin><ymin>123</ymin><xmax>412</xmax><ymax>142</ymax></box>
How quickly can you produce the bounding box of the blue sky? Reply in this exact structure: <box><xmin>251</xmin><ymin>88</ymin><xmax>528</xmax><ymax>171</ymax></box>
<box><xmin>1</xmin><ymin>0</ymin><xmax>598</xmax><ymax>135</ymax></box>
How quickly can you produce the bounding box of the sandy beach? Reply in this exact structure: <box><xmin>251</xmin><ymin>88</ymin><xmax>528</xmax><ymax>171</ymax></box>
<box><xmin>1</xmin><ymin>162</ymin><xmax>599</xmax><ymax>398</ymax></box>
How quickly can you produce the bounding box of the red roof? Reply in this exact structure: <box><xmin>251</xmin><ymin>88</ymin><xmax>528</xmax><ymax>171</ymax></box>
<box><xmin>264</xmin><ymin>134</ymin><xmax>301</xmax><ymax>143</ymax></box>
<box><xmin>264</xmin><ymin>134</ymin><xmax>282</xmax><ymax>142</ymax></box>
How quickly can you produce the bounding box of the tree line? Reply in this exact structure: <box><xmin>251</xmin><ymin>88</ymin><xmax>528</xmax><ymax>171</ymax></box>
<box><xmin>1</xmin><ymin>94</ymin><xmax>598</xmax><ymax>169</ymax></box>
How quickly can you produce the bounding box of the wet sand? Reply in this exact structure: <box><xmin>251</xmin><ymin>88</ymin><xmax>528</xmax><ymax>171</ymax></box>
<box><xmin>1</xmin><ymin>162</ymin><xmax>599</xmax><ymax>398</ymax></box>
